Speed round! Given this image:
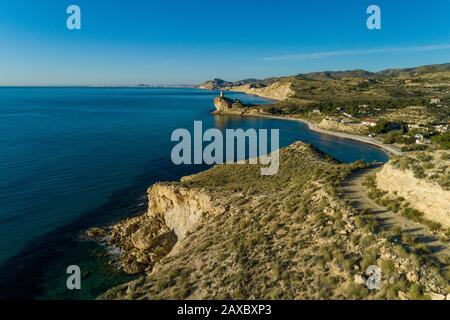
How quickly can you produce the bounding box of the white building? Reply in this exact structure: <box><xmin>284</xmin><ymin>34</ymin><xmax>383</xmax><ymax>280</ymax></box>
<box><xmin>435</xmin><ymin>125</ymin><xmax>449</xmax><ymax>133</ymax></box>
<box><xmin>361</xmin><ymin>119</ymin><xmax>378</xmax><ymax>127</ymax></box>
<box><xmin>430</xmin><ymin>98</ymin><xmax>441</xmax><ymax>104</ymax></box>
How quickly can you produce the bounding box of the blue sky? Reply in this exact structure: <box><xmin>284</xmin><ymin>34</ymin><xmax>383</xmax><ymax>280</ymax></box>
<box><xmin>1</xmin><ymin>0</ymin><xmax>450</xmax><ymax>85</ymax></box>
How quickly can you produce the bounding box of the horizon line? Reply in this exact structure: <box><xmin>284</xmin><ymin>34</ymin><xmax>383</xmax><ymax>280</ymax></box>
<box><xmin>1</xmin><ymin>61</ymin><xmax>449</xmax><ymax>87</ymax></box>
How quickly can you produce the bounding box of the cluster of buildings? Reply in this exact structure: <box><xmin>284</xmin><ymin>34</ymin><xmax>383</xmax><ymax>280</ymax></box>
<box><xmin>319</xmin><ymin>103</ymin><xmax>449</xmax><ymax>145</ymax></box>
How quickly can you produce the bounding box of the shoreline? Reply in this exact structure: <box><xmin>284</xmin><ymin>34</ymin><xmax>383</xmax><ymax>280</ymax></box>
<box><xmin>209</xmin><ymin>88</ymin><xmax>401</xmax><ymax>157</ymax></box>
<box><xmin>96</xmin><ymin>92</ymin><xmax>395</xmax><ymax>298</ymax></box>
<box><xmin>256</xmin><ymin>113</ymin><xmax>402</xmax><ymax>157</ymax></box>
<box><xmin>219</xmin><ymin>110</ymin><xmax>401</xmax><ymax>158</ymax></box>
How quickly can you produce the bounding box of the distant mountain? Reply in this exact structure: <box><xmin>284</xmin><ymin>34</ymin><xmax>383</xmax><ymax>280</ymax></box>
<box><xmin>199</xmin><ymin>63</ymin><xmax>450</xmax><ymax>106</ymax></box>
<box><xmin>201</xmin><ymin>63</ymin><xmax>450</xmax><ymax>89</ymax></box>
<box><xmin>298</xmin><ymin>70</ymin><xmax>375</xmax><ymax>81</ymax></box>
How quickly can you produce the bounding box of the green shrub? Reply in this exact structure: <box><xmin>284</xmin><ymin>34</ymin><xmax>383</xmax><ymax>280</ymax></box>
<box><xmin>347</xmin><ymin>282</ymin><xmax>369</xmax><ymax>299</ymax></box>
<box><xmin>408</xmin><ymin>284</ymin><xmax>430</xmax><ymax>300</ymax></box>
<box><xmin>432</xmin><ymin>133</ymin><xmax>450</xmax><ymax>149</ymax></box>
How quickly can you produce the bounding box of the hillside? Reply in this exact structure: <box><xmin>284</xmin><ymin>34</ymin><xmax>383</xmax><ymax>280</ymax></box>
<box><xmin>200</xmin><ymin>63</ymin><xmax>450</xmax><ymax>120</ymax></box>
<box><xmin>93</xmin><ymin>143</ymin><xmax>449</xmax><ymax>300</ymax></box>
<box><xmin>375</xmin><ymin>150</ymin><xmax>450</xmax><ymax>228</ymax></box>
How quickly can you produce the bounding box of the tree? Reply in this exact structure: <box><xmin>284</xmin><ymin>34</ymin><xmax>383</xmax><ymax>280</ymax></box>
<box><xmin>432</xmin><ymin>133</ymin><xmax>450</xmax><ymax>150</ymax></box>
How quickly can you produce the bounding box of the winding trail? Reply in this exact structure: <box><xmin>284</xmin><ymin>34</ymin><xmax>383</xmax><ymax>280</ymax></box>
<box><xmin>341</xmin><ymin>165</ymin><xmax>450</xmax><ymax>258</ymax></box>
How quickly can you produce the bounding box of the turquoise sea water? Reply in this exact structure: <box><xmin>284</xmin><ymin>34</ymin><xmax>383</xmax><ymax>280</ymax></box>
<box><xmin>0</xmin><ymin>88</ymin><xmax>388</xmax><ymax>299</ymax></box>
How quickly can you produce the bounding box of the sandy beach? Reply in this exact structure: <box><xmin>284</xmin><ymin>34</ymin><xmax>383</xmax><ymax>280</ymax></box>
<box><xmin>231</xmin><ymin>111</ymin><xmax>403</xmax><ymax>157</ymax></box>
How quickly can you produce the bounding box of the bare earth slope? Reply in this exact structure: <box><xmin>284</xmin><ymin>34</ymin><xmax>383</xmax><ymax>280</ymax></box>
<box><xmin>376</xmin><ymin>152</ymin><xmax>450</xmax><ymax>228</ymax></box>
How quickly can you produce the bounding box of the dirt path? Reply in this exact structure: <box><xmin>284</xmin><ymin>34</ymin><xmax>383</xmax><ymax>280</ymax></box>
<box><xmin>341</xmin><ymin>166</ymin><xmax>450</xmax><ymax>258</ymax></box>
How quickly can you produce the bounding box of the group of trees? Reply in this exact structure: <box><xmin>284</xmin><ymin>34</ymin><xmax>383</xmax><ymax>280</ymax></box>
<box><xmin>432</xmin><ymin>133</ymin><xmax>450</xmax><ymax>149</ymax></box>
<box><xmin>369</xmin><ymin>120</ymin><xmax>408</xmax><ymax>135</ymax></box>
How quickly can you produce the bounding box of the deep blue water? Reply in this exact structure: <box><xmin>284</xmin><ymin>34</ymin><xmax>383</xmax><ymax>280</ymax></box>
<box><xmin>0</xmin><ymin>87</ymin><xmax>388</xmax><ymax>299</ymax></box>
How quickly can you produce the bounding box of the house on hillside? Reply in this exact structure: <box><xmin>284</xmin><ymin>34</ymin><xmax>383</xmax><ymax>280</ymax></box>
<box><xmin>435</xmin><ymin>124</ymin><xmax>449</xmax><ymax>133</ymax></box>
<box><xmin>361</xmin><ymin>118</ymin><xmax>378</xmax><ymax>127</ymax></box>
<box><xmin>408</xmin><ymin>124</ymin><xmax>420</xmax><ymax>130</ymax></box>
<box><xmin>430</xmin><ymin>98</ymin><xmax>441</xmax><ymax>104</ymax></box>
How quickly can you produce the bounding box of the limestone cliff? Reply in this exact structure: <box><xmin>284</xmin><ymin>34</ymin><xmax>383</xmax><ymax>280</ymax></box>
<box><xmin>213</xmin><ymin>96</ymin><xmax>234</xmax><ymax>112</ymax></box>
<box><xmin>148</xmin><ymin>183</ymin><xmax>221</xmax><ymax>241</ymax></box>
<box><xmin>213</xmin><ymin>96</ymin><xmax>255</xmax><ymax>115</ymax></box>
<box><xmin>376</xmin><ymin>163</ymin><xmax>450</xmax><ymax>228</ymax></box>
<box><xmin>86</xmin><ymin>183</ymin><xmax>221</xmax><ymax>275</ymax></box>
<box><xmin>230</xmin><ymin>81</ymin><xmax>293</xmax><ymax>101</ymax></box>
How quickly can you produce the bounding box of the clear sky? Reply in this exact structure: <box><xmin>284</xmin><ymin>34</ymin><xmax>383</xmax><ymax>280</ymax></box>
<box><xmin>1</xmin><ymin>0</ymin><xmax>450</xmax><ymax>85</ymax></box>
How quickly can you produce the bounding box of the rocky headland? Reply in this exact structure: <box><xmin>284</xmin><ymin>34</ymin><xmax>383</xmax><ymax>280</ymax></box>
<box><xmin>89</xmin><ymin>143</ymin><xmax>449</xmax><ymax>300</ymax></box>
<box><xmin>213</xmin><ymin>93</ymin><xmax>261</xmax><ymax>116</ymax></box>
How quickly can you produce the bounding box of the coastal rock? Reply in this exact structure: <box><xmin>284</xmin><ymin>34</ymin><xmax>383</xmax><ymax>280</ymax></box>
<box><xmin>131</xmin><ymin>225</ymin><xmax>163</xmax><ymax>250</ymax></box>
<box><xmin>148</xmin><ymin>184</ymin><xmax>218</xmax><ymax>240</ymax></box>
<box><xmin>84</xmin><ymin>227</ymin><xmax>107</xmax><ymax>239</ymax></box>
<box><xmin>122</xmin><ymin>260</ymin><xmax>146</xmax><ymax>275</ymax></box>
<box><xmin>214</xmin><ymin>96</ymin><xmax>233</xmax><ymax>112</ymax></box>
<box><xmin>92</xmin><ymin>183</ymin><xmax>219</xmax><ymax>275</ymax></box>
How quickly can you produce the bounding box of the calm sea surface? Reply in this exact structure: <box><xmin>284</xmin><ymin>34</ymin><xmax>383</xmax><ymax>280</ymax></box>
<box><xmin>0</xmin><ymin>88</ymin><xmax>388</xmax><ymax>299</ymax></box>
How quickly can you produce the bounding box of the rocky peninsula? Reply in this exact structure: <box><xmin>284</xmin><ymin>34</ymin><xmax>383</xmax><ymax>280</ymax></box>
<box><xmin>90</xmin><ymin>65</ymin><xmax>450</xmax><ymax>299</ymax></box>
<box><xmin>88</xmin><ymin>142</ymin><xmax>449</xmax><ymax>300</ymax></box>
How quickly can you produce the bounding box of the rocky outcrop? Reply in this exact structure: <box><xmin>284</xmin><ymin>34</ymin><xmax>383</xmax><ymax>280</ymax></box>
<box><xmin>85</xmin><ymin>183</ymin><xmax>220</xmax><ymax>275</ymax></box>
<box><xmin>376</xmin><ymin>163</ymin><xmax>450</xmax><ymax>228</ymax></box>
<box><xmin>213</xmin><ymin>96</ymin><xmax>248</xmax><ymax>114</ymax></box>
<box><xmin>97</xmin><ymin>142</ymin><xmax>449</xmax><ymax>300</ymax></box>
<box><xmin>148</xmin><ymin>184</ymin><xmax>218</xmax><ymax>240</ymax></box>
<box><xmin>213</xmin><ymin>96</ymin><xmax>234</xmax><ymax>112</ymax></box>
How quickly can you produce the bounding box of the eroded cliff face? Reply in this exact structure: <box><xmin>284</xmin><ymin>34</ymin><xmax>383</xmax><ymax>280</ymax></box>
<box><xmin>213</xmin><ymin>96</ymin><xmax>234</xmax><ymax>112</ymax></box>
<box><xmin>231</xmin><ymin>81</ymin><xmax>293</xmax><ymax>101</ymax></box>
<box><xmin>213</xmin><ymin>96</ymin><xmax>255</xmax><ymax>115</ymax></box>
<box><xmin>148</xmin><ymin>184</ymin><xmax>219</xmax><ymax>241</ymax></box>
<box><xmin>86</xmin><ymin>184</ymin><xmax>221</xmax><ymax>275</ymax></box>
<box><xmin>376</xmin><ymin>163</ymin><xmax>450</xmax><ymax>228</ymax></box>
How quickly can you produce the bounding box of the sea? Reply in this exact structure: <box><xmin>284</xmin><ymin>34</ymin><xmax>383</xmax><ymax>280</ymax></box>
<box><xmin>0</xmin><ymin>87</ymin><xmax>388</xmax><ymax>299</ymax></box>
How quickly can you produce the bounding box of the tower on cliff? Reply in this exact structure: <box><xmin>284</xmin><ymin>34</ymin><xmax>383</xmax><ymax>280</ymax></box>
<box><xmin>220</xmin><ymin>91</ymin><xmax>225</xmax><ymax>98</ymax></box>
